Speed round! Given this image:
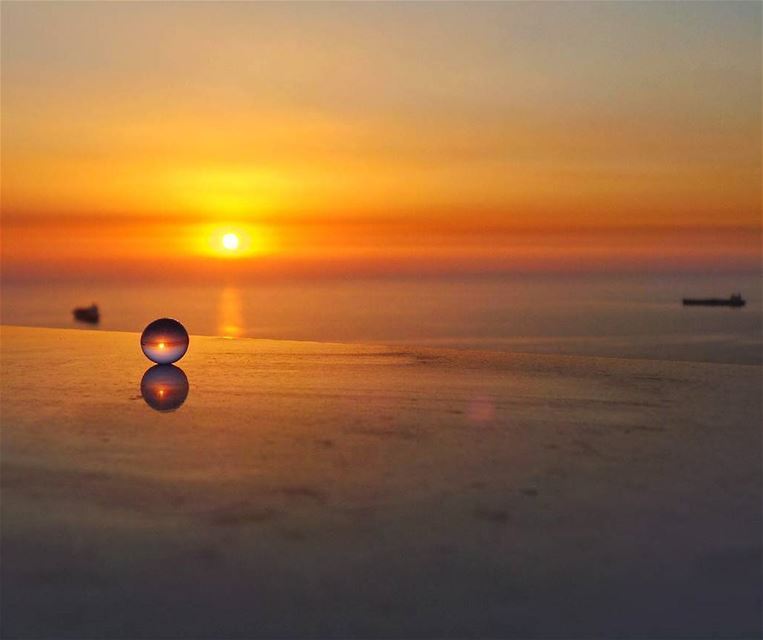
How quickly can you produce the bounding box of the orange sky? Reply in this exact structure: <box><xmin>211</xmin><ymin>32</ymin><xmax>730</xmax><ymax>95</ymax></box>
<box><xmin>1</xmin><ymin>2</ymin><xmax>760</xmax><ymax>281</ymax></box>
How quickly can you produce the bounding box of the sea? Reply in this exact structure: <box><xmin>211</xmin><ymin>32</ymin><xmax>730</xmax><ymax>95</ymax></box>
<box><xmin>2</xmin><ymin>272</ymin><xmax>761</xmax><ymax>365</ymax></box>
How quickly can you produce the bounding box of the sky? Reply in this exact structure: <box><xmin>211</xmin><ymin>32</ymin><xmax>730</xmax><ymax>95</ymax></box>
<box><xmin>1</xmin><ymin>1</ymin><xmax>761</xmax><ymax>281</ymax></box>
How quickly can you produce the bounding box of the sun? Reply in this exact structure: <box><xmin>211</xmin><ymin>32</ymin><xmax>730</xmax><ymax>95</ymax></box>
<box><xmin>222</xmin><ymin>233</ymin><xmax>240</xmax><ymax>251</ymax></box>
<box><xmin>196</xmin><ymin>224</ymin><xmax>274</xmax><ymax>258</ymax></box>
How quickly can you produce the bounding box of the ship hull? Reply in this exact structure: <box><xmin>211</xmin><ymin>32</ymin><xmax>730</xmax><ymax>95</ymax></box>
<box><xmin>73</xmin><ymin>307</ymin><xmax>100</xmax><ymax>323</ymax></box>
<box><xmin>682</xmin><ymin>299</ymin><xmax>745</xmax><ymax>307</ymax></box>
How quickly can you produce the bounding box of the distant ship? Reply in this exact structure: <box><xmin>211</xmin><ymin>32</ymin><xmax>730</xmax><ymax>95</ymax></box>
<box><xmin>73</xmin><ymin>303</ymin><xmax>100</xmax><ymax>323</ymax></box>
<box><xmin>682</xmin><ymin>293</ymin><xmax>745</xmax><ymax>308</ymax></box>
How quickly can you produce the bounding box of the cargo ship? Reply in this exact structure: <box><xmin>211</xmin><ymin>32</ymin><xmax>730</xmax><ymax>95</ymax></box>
<box><xmin>682</xmin><ymin>293</ymin><xmax>745</xmax><ymax>307</ymax></box>
<box><xmin>72</xmin><ymin>304</ymin><xmax>100</xmax><ymax>323</ymax></box>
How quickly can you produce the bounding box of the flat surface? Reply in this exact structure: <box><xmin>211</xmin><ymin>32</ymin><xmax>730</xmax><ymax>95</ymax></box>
<box><xmin>1</xmin><ymin>326</ymin><xmax>761</xmax><ymax>639</ymax></box>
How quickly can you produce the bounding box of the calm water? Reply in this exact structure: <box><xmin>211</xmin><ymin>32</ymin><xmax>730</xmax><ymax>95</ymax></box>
<box><xmin>2</xmin><ymin>273</ymin><xmax>761</xmax><ymax>364</ymax></box>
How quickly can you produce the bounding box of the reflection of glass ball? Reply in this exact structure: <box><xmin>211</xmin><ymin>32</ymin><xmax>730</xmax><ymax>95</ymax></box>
<box><xmin>141</xmin><ymin>365</ymin><xmax>189</xmax><ymax>412</ymax></box>
<box><xmin>140</xmin><ymin>318</ymin><xmax>189</xmax><ymax>364</ymax></box>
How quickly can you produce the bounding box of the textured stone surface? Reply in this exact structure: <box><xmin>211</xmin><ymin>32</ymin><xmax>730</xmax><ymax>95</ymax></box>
<box><xmin>1</xmin><ymin>326</ymin><xmax>760</xmax><ymax>638</ymax></box>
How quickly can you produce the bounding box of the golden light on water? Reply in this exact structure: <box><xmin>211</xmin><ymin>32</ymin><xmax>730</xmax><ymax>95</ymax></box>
<box><xmin>217</xmin><ymin>286</ymin><xmax>244</xmax><ymax>338</ymax></box>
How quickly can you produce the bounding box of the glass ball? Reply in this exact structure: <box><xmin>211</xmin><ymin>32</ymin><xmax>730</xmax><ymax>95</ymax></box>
<box><xmin>140</xmin><ymin>318</ymin><xmax>189</xmax><ymax>364</ymax></box>
<box><xmin>141</xmin><ymin>365</ymin><xmax>189</xmax><ymax>412</ymax></box>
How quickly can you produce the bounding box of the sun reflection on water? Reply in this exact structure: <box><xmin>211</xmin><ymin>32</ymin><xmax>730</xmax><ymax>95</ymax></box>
<box><xmin>217</xmin><ymin>286</ymin><xmax>245</xmax><ymax>338</ymax></box>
